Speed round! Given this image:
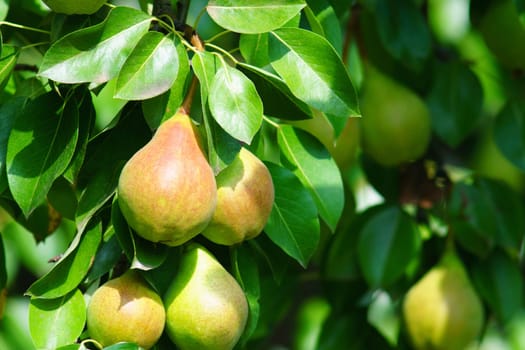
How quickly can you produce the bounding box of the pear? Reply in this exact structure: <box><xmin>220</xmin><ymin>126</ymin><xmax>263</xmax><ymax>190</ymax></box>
<box><xmin>43</xmin><ymin>0</ymin><xmax>106</xmax><ymax>14</ymax></box>
<box><xmin>359</xmin><ymin>65</ymin><xmax>431</xmax><ymax>167</ymax></box>
<box><xmin>164</xmin><ymin>244</ymin><xmax>249</xmax><ymax>350</ymax></box>
<box><xmin>202</xmin><ymin>148</ymin><xmax>274</xmax><ymax>245</ymax></box>
<box><xmin>118</xmin><ymin>110</ymin><xmax>217</xmax><ymax>246</ymax></box>
<box><xmin>87</xmin><ymin>270</ymin><xmax>165</xmax><ymax>349</ymax></box>
<box><xmin>476</xmin><ymin>0</ymin><xmax>525</xmax><ymax>72</ymax></box>
<box><xmin>403</xmin><ymin>249</ymin><xmax>484</xmax><ymax>350</ymax></box>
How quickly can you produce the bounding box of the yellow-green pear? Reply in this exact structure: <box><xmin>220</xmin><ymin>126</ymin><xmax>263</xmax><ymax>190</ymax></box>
<box><xmin>87</xmin><ymin>270</ymin><xmax>165</xmax><ymax>349</ymax></box>
<box><xmin>43</xmin><ymin>0</ymin><xmax>106</xmax><ymax>14</ymax></box>
<box><xmin>202</xmin><ymin>148</ymin><xmax>274</xmax><ymax>245</ymax></box>
<box><xmin>164</xmin><ymin>244</ymin><xmax>249</xmax><ymax>350</ymax></box>
<box><xmin>118</xmin><ymin>110</ymin><xmax>217</xmax><ymax>246</ymax></box>
<box><xmin>403</xmin><ymin>249</ymin><xmax>484</xmax><ymax>350</ymax></box>
<box><xmin>360</xmin><ymin>65</ymin><xmax>431</xmax><ymax>167</ymax></box>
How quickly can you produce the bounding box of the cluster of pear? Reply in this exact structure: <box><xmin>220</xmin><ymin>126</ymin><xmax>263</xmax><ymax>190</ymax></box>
<box><xmin>87</xmin><ymin>244</ymin><xmax>248</xmax><ymax>349</ymax></box>
<box><xmin>117</xmin><ymin>110</ymin><xmax>274</xmax><ymax>247</ymax></box>
<box><xmin>402</xmin><ymin>248</ymin><xmax>485</xmax><ymax>350</ymax></box>
<box><xmin>87</xmin><ymin>110</ymin><xmax>275</xmax><ymax>349</ymax></box>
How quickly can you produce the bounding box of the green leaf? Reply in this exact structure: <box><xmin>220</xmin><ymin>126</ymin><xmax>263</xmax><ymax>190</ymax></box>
<box><xmin>427</xmin><ymin>62</ymin><xmax>484</xmax><ymax>147</ymax></box>
<box><xmin>367</xmin><ymin>291</ymin><xmax>401</xmax><ymax>347</ymax></box>
<box><xmin>26</xmin><ymin>219</ymin><xmax>102</xmax><ymax>299</ymax></box>
<box><xmin>75</xmin><ymin>106</ymin><xmax>151</xmax><ymax>233</ymax></box>
<box><xmin>91</xmin><ymin>78</ymin><xmax>127</xmax><ymax>133</ymax></box>
<box><xmin>112</xmin><ymin>198</ymin><xmax>168</xmax><ymax>271</ymax></box>
<box><xmin>29</xmin><ymin>289</ymin><xmax>86</xmax><ymax>350</ymax></box>
<box><xmin>264</xmin><ymin>162</ymin><xmax>320</xmax><ymax>267</ymax></box>
<box><xmin>115</xmin><ymin>33</ymin><xmax>182</xmax><ymax>100</ymax></box>
<box><xmin>239</xmin><ymin>33</ymin><xmax>271</xmax><ymax>67</ymax></box>
<box><xmin>449</xmin><ymin>178</ymin><xmax>525</xmax><ymax>255</ymax></box>
<box><xmin>0</xmin><ymin>97</ymin><xmax>26</xmax><ymax>187</ymax></box>
<box><xmin>357</xmin><ymin>205</ymin><xmax>421</xmax><ymax>288</ymax></box>
<box><xmin>472</xmin><ymin>250</ymin><xmax>523</xmax><ymax>322</ymax></box>
<box><xmin>7</xmin><ymin>93</ymin><xmax>79</xmax><ymax>217</ymax></box>
<box><xmin>268</xmin><ymin>27</ymin><xmax>359</xmax><ymax>117</ymax></box>
<box><xmin>193</xmin><ymin>51</ymin><xmax>242</xmax><ymax>172</ymax></box>
<box><xmin>0</xmin><ymin>234</ymin><xmax>6</xmax><ymax>290</ymax></box>
<box><xmin>493</xmin><ymin>99</ymin><xmax>525</xmax><ymax>170</ymax></box>
<box><xmin>39</xmin><ymin>7</ymin><xmax>152</xmax><ymax>84</ymax></box>
<box><xmin>238</xmin><ymin>63</ymin><xmax>312</xmax><ymax>120</ymax></box>
<box><xmin>304</xmin><ymin>0</ymin><xmax>343</xmax><ymax>53</ymax></box>
<box><xmin>209</xmin><ymin>63</ymin><xmax>263</xmax><ymax>144</ymax></box>
<box><xmin>372</xmin><ymin>0</ymin><xmax>431</xmax><ymax>70</ymax></box>
<box><xmin>278</xmin><ymin>125</ymin><xmax>344</xmax><ymax>232</ymax></box>
<box><xmin>0</xmin><ymin>44</ymin><xmax>17</xmax><ymax>88</ymax></box>
<box><xmin>84</xmin><ymin>231</ymin><xmax>122</xmax><ymax>285</ymax></box>
<box><xmin>207</xmin><ymin>0</ymin><xmax>306</xmax><ymax>34</ymax></box>
<box><xmin>233</xmin><ymin>244</ymin><xmax>261</xmax><ymax>346</ymax></box>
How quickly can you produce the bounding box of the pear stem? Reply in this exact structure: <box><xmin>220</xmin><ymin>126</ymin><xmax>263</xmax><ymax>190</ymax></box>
<box><xmin>180</xmin><ymin>75</ymin><xmax>199</xmax><ymax>115</ymax></box>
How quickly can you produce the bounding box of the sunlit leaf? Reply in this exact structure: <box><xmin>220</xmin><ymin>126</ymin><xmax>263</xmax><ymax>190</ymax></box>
<box><xmin>207</xmin><ymin>0</ymin><xmax>306</xmax><ymax>34</ymax></box>
<box><xmin>39</xmin><ymin>7</ymin><xmax>152</xmax><ymax>84</ymax></box>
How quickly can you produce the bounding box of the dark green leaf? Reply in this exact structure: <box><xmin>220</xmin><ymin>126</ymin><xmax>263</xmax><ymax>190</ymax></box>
<box><xmin>207</xmin><ymin>0</ymin><xmax>306</xmax><ymax>34</ymax></box>
<box><xmin>493</xmin><ymin>99</ymin><xmax>525</xmax><ymax>170</ymax></box>
<box><xmin>427</xmin><ymin>62</ymin><xmax>484</xmax><ymax>147</ymax></box>
<box><xmin>268</xmin><ymin>27</ymin><xmax>359</xmax><ymax>117</ymax></box>
<box><xmin>39</xmin><ymin>7</ymin><xmax>152</xmax><ymax>84</ymax></box>
<box><xmin>264</xmin><ymin>162</ymin><xmax>320</xmax><ymax>267</ymax></box>
<box><xmin>372</xmin><ymin>0</ymin><xmax>431</xmax><ymax>70</ymax></box>
<box><xmin>357</xmin><ymin>205</ymin><xmax>421</xmax><ymax>287</ymax></box>
<box><xmin>75</xmin><ymin>107</ymin><xmax>151</xmax><ymax>233</ymax></box>
<box><xmin>0</xmin><ymin>234</ymin><xmax>6</xmax><ymax>290</ymax></box>
<box><xmin>449</xmin><ymin>178</ymin><xmax>525</xmax><ymax>255</ymax></box>
<box><xmin>115</xmin><ymin>33</ymin><xmax>181</xmax><ymax>100</ymax></box>
<box><xmin>209</xmin><ymin>63</ymin><xmax>263</xmax><ymax>144</ymax></box>
<box><xmin>84</xmin><ymin>230</ymin><xmax>122</xmax><ymax>285</ymax></box>
<box><xmin>26</xmin><ymin>219</ymin><xmax>102</xmax><ymax>298</ymax></box>
<box><xmin>112</xmin><ymin>198</ymin><xmax>168</xmax><ymax>271</ymax></box>
<box><xmin>233</xmin><ymin>244</ymin><xmax>261</xmax><ymax>346</ymax></box>
<box><xmin>472</xmin><ymin>250</ymin><xmax>523</xmax><ymax>322</ymax></box>
<box><xmin>7</xmin><ymin>93</ymin><xmax>79</xmax><ymax>217</ymax></box>
<box><xmin>0</xmin><ymin>44</ymin><xmax>17</xmax><ymax>88</ymax></box>
<box><xmin>239</xmin><ymin>33</ymin><xmax>271</xmax><ymax>67</ymax></box>
<box><xmin>304</xmin><ymin>0</ymin><xmax>343</xmax><ymax>53</ymax></box>
<box><xmin>29</xmin><ymin>289</ymin><xmax>86</xmax><ymax>350</ymax></box>
<box><xmin>278</xmin><ymin>125</ymin><xmax>344</xmax><ymax>232</ymax></box>
<box><xmin>0</xmin><ymin>97</ymin><xmax>26</xmax><ymax>187</ymax></box>
<box><xmin>238</xmin><ymin>63</ymin><xmax>312</xmax><ymax>120</ymax></box>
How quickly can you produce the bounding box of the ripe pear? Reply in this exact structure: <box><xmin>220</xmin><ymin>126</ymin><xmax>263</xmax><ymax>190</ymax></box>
<box><xmin>403</xmin><ymin>249</ymin><xmax>484</xmax><ymax>350</ymax></box>
<box><xmin>118</xmin><ymin>110</ymin><xmax>217</xmax><ymax>246</ymax></box>
<box><xmin>202</xmin><ymin>148</ymin><xmax>274</xmax><ymax>245</ymax></box>
<box><xmin>359</xmin><ymin>65</ymin><xmax>431</xmax><ymax>167</ymax></box>
<box><xmin>164</xmin><ymin>244</ymin><xmax>249</xmax><ymax>350</ymax></box>
<box><xmin>87</xmin><ymin>270</ymin><xmax>165</xmax><ymax>349</ymax></box>
<box><xmin>43</xmin><ymin>0</ymin><xmax>106</xmax><ymax>14</ymax></box>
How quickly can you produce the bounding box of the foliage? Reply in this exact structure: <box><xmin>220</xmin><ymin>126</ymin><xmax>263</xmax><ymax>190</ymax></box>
<box><xmin>0</xmin><ymin>0</ymin><xmax>525</xmax><ymax>349</ymax></box>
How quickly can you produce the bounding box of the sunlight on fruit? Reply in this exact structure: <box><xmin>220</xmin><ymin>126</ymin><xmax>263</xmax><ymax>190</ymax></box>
<box><xmin>428</xmin><ymin>0</ymin><xmax>470</xmax><ymax>44</ymax></box>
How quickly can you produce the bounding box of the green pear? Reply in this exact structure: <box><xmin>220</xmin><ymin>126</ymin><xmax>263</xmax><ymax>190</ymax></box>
<box><xmin>164</xmin><ymin>244</ymin><xmax>248</xmax><ymax>350</ymax></box>
<box><xmin>202</xmin><ymin>148</ymin><xmax>274</xmax><ymax>245</ymax></box>
<box><xmin>360</xmin><ymin>65</ymin><xmax>431</xmax><ymax>167</ymax></box>
<box><xmin>87</xmin><ymin>270</ymin><xmax>165</xmax><ymax>349</ymax></box>
<box><xmin>477</xmin><ymin>0</ymin><xmax>525</xmax><ymax>72</ymax></box>
<box><xmin>118</xmin><ymin>110</ymin><xmax>217</xmax><ymax>246</ymax></box>
<box><xmin>403</xmin><ymin>249</ymin><xmax>484</xmax><ymax>350</ymax></box>
<box><xmin>43</xmin><ymin>0</ymin><xmax>106</xmax><ymax>14</ymax></box>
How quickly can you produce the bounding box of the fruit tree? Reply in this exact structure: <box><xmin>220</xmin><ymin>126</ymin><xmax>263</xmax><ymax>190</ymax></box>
<box><xmin>1</xmin><ymin>0</ymin><xmax>525</xmax><ymax>349</ymax></box>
